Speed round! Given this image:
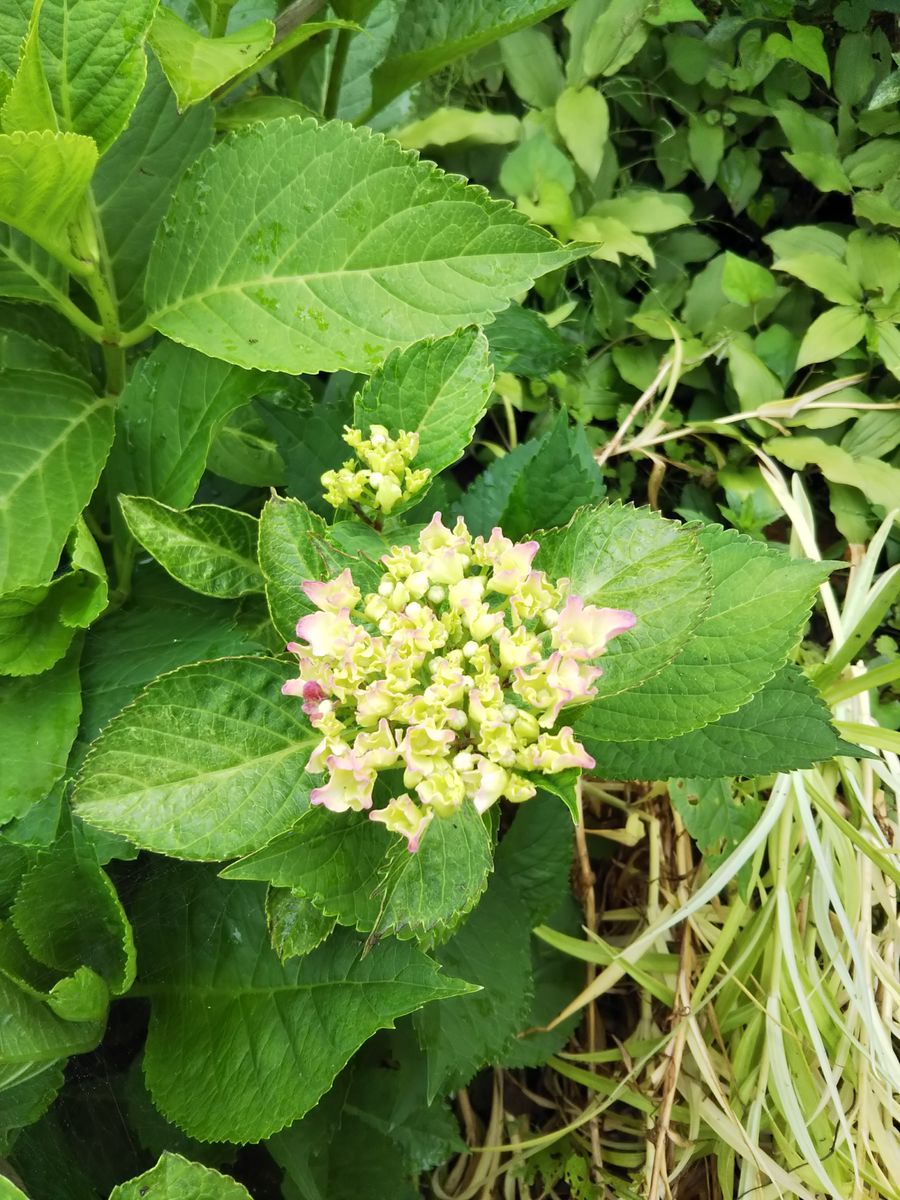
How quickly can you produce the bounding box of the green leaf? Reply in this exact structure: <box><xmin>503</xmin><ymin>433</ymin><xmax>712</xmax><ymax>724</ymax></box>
<box><xmin>0</xmin><ymin>584</ymin><xmax>79</xmax><ymax>676</ymax></box>
<box><xmin>770</xmin><ymin>253</ymin><xmax>861</xmax><ymax>306</ymax></box>
<box><xmin>0</xmin><ymin>973</ymin><xmax>103</xmax><ymax>1083</ymax></box>
<box><xmin>35</xmin><ymin>0</ymin><xmax>159</xmax><ymax>153</ymax></box>
<box><xmin>764</xmin><ymin>435</ymin><xmax>900</xmax><ymax>514</ymax></box>
<box><xmin>258</xmin><ymin>495</ymin><xmax>329</xmax><ymax>644</ymax></box>
<box><xmin>134</xmin><ymin>864</ymin><xmax>473</xmax><ymax>1142</ymax></box>
<box><xmin>795</xmin><ymin>306</ymin><xmax>867</xmax><ymax>368</ymax></box>
<box><xmin>93</xmin><ymin>58</ymin><xmax>214</xmax><ymax>326</ymax></box>
<box><xmin>867</xmin><ymin>69</ymin><xmax>900</xmax><ymax>112</ymax></box>
<box><xmin>394</xmin><ymin>106</ymin><xmax>521</xmax><ymax>151</ymax></box>
<box><xmin>107</xmin><ymin>339</ymin><xmax>264</xmax><ymax>510</ymax></box>
<box><xmin>591</xmin><ymin>189</ymin><xmax>692</xmax><ymax>233</ymax></box>
<box><xmin>0</xmin><ymin>130</ymin><xmax>97</xmax><ymax>263</ymax></box>
<box><xmin>0</xmin><ymin>224</ymin><xmax>67</xmax><ymax>305</ymax></box>
<box><xmin>11</xmin><ymin>836</ymin><xmax>135</xmax><ymax>994</ymax></box>
<box><xmin>144</xmin><ymin>117</ymin><xmax>585</xmax><ymax>375</ymax></box>
<box><xmin>764</xmin><ymin>21</ymin><xmax>831</xmax><ymax>85</ymax></box>
<box><xmin>415</xmin><ymin>870</ymin><xmax>534</xmax><ymax>1098</ymax></box>
<box><xmin>119</xmin><ymin>497</ymin><xmax>263</xmax><ymax>599</ymax></box>
<box><xmin>485</xmin><ymin>304</ymin><xmax>578</xmax><ymax>378</ymax></box>
<box><xmin>77</xmin><ymin>569</ymin><xmax>262</xmax><ymax>752</ymax></box>
<box><xmin>536</xmin><ymin>503</ymin><xmax>711</xmax><ymax>700</ymax></box>
<box><xmin>494</xmin><ymin>792</ymin><xmax>575</xmax><ymax>926</ymax></box>
<box><xmin>0</xmin><ymin>348</ymin><xmax>113</xmax><ymax>593</ymax></box>
<box><xmin>669</xmin><ymin>776</ymin><xmax>763</xmax><ymax>877</ymax></box>
<box><xmin>460</xmin><ymin>414</ymin><xmax>605</xmax><ymax>540</ymax></box>
<box><xmin>687</xmin><ymin>115</ymin><xmax>724</xmax><ymax>189</ymax></box>
<box><xmin>0</xmin><ymin>1062</ymin><xmax>64</xmax><ymax>1156</ymax></box>
<box><xmin>877</xmin><ymin>322</ymin><xmax>900</xmax><ymax>381</ymax></box>
<box><xmin>500</xmin><ymin>27</ymin><xmax>565</xmax><ymax>110</ymax></box>
<box><xmin>575</xmin><ymin>0</ymin><xmax>654</xmax><ymax>80</ymax></box>
<box><xmin>222</xmin><ymin>807</ymin><xmax>393</xmax><ymax>932</ymax></box>
<box><xmin>577</xmin><ymin>527</ymin><xmax>833</xmax><ymax>745</ymax></box>
<box><xmin>148</xmin><ymin>7</ymin><xmax>274</xmax><ymax>109</ymax></box>
<box><xmin>111</xmin><ymin>1152</ymin><xmax>252</xmax><ymax>1200</ymax></box>
<box><xmin>1</xmin><ymin>1</ymin><xmax>57</xmax><ymax>135</ymax></box>
<box><xmin>721</xmin><ymin>252</ymin><xmax>777</xmax><ymax>306</ymax></box>
<box><xmin>74</xmin><ymin>657</ymin><xmax>319</xmax><ymax>860</ymax></box>
<box><xmin>0</xmin><ymin>650</ymin><xmax>81</xmax><ymax>823</ymax></box>
<box><xmin>373</xmin><ymin>801</ymin><xmax>493</xmax><ymax>941</ymax></box>
<box><xmin>369</xmin><ymin>0</ymin><xmax>570</xmax><ymax>114</ymax></box>
<box><xmin>266</xmin><ymin>889</ymin><xmax>336</xmax><ymax>962</ymax></box>
<box><xmin>555</xmin><ymin>85</ymin><xmax>608</xmax><ymax>180</ymax></box>
<box><xmin>257</xmin><ymin>495</ymin><xmax>383</xmax><ymax>645</ymax></box>
<box><xmin>572</xmin><ymin>213</ymin><xmax>654</xmax><ymax>267</ymax></box>
<box><xmin>764</xmin><ymin>225</ymin><xmax>847</xmax><ymax>261</ymax></box>
<box><xmin>353</xmin><ymin>329</ymin><xmax>492</xmax><ymax>490</ymax></box>
<box><xmin>0</xmin><ymin>1</ymin><xmax>29</xmax><ymax>77</ymax></box>
<box><xmin>593</xmin><ymin>665</ymin><xmax>847</xmax><ymax>779</ymax></box>
<box><xmin>345</xmin><ymin>1027</ymin><xmax>464</xmax><ymax>1173</ymax></box>
<box><xmin>500</xmin><ymin>894</ymin><xmax>582</xmax><ymax>1069</ymax></box>
<box><xmin>0</xmin><ymin>1171</ymin><xmax>28</xmax><ymax>1198</ymax></box>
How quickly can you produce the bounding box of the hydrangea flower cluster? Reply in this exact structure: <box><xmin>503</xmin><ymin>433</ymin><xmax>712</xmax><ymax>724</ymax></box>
<box><xmin>283</xmin><ymin>514</ymin><xmax>636</xmax><ymax>852</ymax></box>
<box><xmin>321</xmin><ymin>424</ymin><xmax>431</xmax><ymax>515</ymax></box>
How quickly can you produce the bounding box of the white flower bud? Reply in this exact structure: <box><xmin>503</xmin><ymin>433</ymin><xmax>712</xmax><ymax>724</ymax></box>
<box><xmin>427</xmin><ymin>585</ymin><xmax>446</xmax><ymax>604</ymax></box>
<box><xmin>378</xmin><ymin>580</ymin><xmax>393</xmax><ymax>596</ymax></box>
<box><xmin>542</xmin><ymin>608</ymin><xmax>559</xmax><ymax>627</ymax></box>
<box><xmin>463</xmin><ymin>640</ymin><xmax>479</xmax><ymax>657</ymax></box>
<box><xmin>369</xmin><ymin>471</ymin><xmax>384</xmax><ymax>486</ymax></box>
<box><xmin>454</xmin><ymin>751</ymin><xmax>475</xmax><ymax>772</ymax></box>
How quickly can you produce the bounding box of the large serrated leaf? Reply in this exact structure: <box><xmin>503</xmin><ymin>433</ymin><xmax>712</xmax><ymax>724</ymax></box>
<box><xmin>145</xmin><ymin>117</ymin><xmax>586</xmax><ymax>374</ymax></box>
<box><xmin>591</xmin><ymin>664</ymin><xmax>847</xmax><ymax>780</ymax></box>
<box><xmin>353</xmin><ymin>329</ymin><xmax>492</xmax><ymax>486</ymax></box>
<box><xmin>119</xmin><ymin>497</ymin><xmax>263</xmax><ymax>599</ymax></box>
<box><xmin>369</xmin><ymin>0</ymin><xmax>571</xmax><ymax>114</ymax></box>
<box><xmin>134</xmin><ymin>865</ymin><xmax>473</xmax><ymax>1142</ymax></box>
<box><xmin>110</xmin><ymin>1152</ymin><xmax>251</xmax><ymax>1200</ymax></box>
<box><xmin>0</xmin><ymin>350</ymin><xmax>114</xmax><ymax>593</ymax></box>
<box><xmin>94</xmin><ymin>59</ymin><xmax>214</xmax><ymax>326</ymax></box>
<box><xmin>537</xmin><ymin>503</ymin><xmax>712</xmax><ymax>699</ymax></box>
<box><xmin>578</xmin><ymin>525</ymin><xmax>834</xmax><ymax>744</ymax></box>
<box><xmin>0</xmin><ymin>650</ymin><xmax>81</xmax><ymax>823</ymax></box>
<box><xmin>258</xmin><ymin>495</ymin><xmax>383</xmax><ymax>645</ymax></box>
<box><xmin>11</xmin><ymin>836</ymin><xmax>135</xmax><ymax>995</ymax></box>
<box><xmin>37</xmin><ymin>0</ymin><xmax>159</xmax><ymax>154</ymax></box>
<box><xmin>0</xmin><ymin>130</ymin><xmax>97</xmax><ymax>263</ymax></box>
<box><xmin>74</xmin><ymin>657</ymin><xmax>318</xmax><ymax>860</ymax></box>
<box><xmin>414</xmin><ymin>871</ymin><xmax>534</xmax><ymax>1099</ymax></box>
<box><xmin>222</xmin><ymin>807</ymin><xmax>392</xmax><ymax>932</ymax></box>
<box><xmin>107</xmin><ymin>339</ymin><xmax>264</xmax><ymax>513</ymax></box>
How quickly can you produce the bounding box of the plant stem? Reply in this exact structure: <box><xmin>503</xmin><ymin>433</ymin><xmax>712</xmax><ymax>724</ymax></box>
<box><xmin>118</xmin><ymin>321</ymin><xmax>154</xmax><ymax>349</ymax></box>
<box><xmin>275</xmin><ymin>0</ymin><xmax>328</xmax><ymax>40</ymax></box>
<box><xmin>208</xmin><ymin>1</ymin><xmax>230</xmax><ymax>36</ymax></box>
<box><xmin>323</xmin><ymin>25</ymin><xmax>352</xmax><ymax>118</ymax></box>
<box><xmin>71</xmin><ymin>194</ymin><xmax>126</xmax><ymax>394</ymax></box>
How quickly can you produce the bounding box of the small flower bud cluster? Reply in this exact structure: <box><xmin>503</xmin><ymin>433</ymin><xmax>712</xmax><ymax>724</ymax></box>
<box><xmin>320</xmin><ymin>424</ymin><xmax>431</xmax><ymax>515</ymax></box>
<box><xmin>283</xmin><ymin>514</ymin><xmax>636</xmax><ymax>852</ymax></box>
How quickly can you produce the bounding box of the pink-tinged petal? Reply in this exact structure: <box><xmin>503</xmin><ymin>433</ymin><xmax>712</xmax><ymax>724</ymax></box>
<box><xmin>301</xmin><ymin>568</ymin><xmax>360</xmax><ymax>613</ymax></box>
<box><xmin>369</xmin><ymin>795</ymin><xmax>433</xmax><ymax>852</ymax></box>
<box><xmin>281</xmin><ymin>678</ymin><xmax>306</xmax><ymax>696</ymax></box>
<box><xmin>310</xmin><ymin>758</ymin><xmax>375</xmax><ymax>812</ymax></box>
<box><xmin>295</xmin><ymin>609</ymin><xmax>359</xmax><ymax>657</ymax></box>
<box><xmin>553</xmin><ymin>597</ymin><xmax>636</xmax><ymax>657</ymax></box>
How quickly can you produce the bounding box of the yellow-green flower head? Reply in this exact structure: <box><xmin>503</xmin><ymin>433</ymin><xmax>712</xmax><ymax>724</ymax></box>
<box><xmin>282</xmin><ymin>514</ymin><xmax>636</xmax><ymax>852</ymax></box>
<box><xmin>320</xmin><ymin>424</ymin><xmax>431</xmax><ymax>515</ymax></box>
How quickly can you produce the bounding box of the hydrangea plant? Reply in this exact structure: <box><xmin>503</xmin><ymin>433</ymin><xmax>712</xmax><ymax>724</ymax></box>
<box><xmin>65</xmin><ymin>329</ymin><xmax>843</xmax><ymax>1146</ymax></box>
<box><xmin>284</xmin><ymin>501</ymin><xmax>635</xmax><ymax>850</ymax></box>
